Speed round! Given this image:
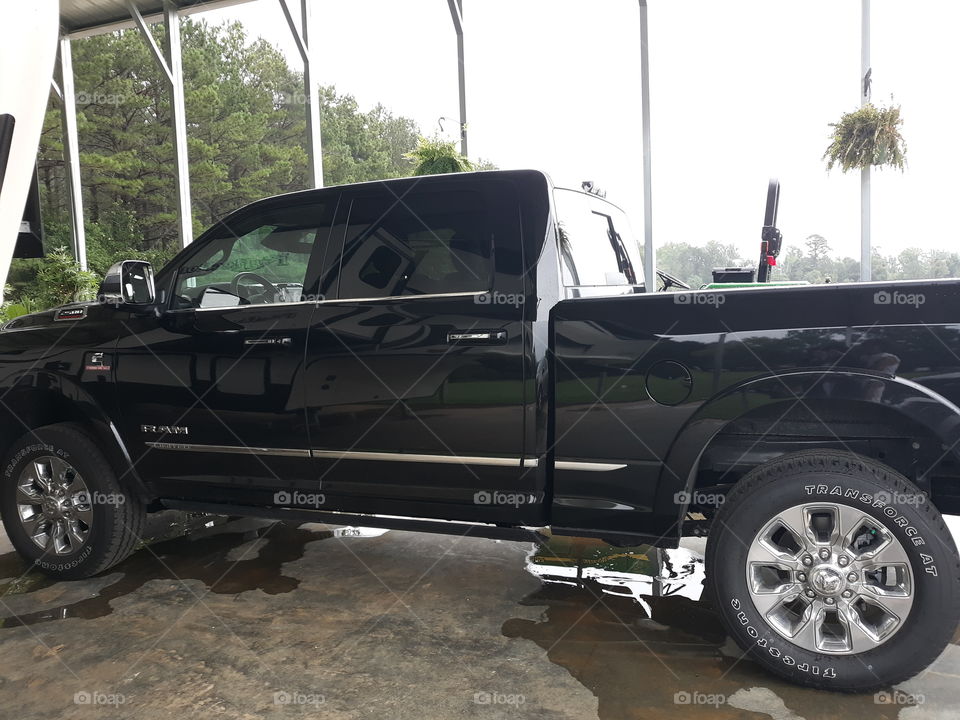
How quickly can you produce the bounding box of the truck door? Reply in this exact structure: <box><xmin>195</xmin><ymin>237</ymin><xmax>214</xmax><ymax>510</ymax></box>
<box><xmin>114</xmin><ymin>193</ymin><xmax>341</xmax><ymax>499</ymax></box>
<box><xmin>304</xmin><ymin>175</ymin><xmax>540</xmax><ymax>523</ymax></box>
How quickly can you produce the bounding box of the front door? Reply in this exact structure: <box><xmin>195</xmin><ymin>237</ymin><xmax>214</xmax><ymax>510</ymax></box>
<box><xmin>114</xmin><ymin>192</ymin><xmax>341</xmax><ymax>502</ymax></box>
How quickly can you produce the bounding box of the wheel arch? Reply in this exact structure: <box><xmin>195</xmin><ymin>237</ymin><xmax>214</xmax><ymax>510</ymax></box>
<box><xmin>0</xmin><ymin>371</ymin><xmax>151</xmax><ymax>502</ymax></box>
<box><xmin>657</xmin><ymin>371</ymin><xmax>960</xmax><ymax>529</ymax></box>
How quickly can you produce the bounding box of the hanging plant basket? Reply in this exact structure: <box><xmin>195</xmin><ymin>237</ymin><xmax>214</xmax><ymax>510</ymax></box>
<box><xmin>823</xmin><ymin>102</ymin><xmax>906</xmax><ymax>173</ymax></box>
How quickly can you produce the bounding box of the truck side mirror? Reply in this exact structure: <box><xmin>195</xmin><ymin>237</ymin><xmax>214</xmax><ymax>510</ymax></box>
<box><xmin>99</xmin><ymin>260</ymin><xmax>156</xmax><ymax>307</ymax></box>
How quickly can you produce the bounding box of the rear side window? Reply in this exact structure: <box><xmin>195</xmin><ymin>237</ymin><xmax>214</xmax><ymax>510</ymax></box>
<box><xmin>338</xmin><ymin>186</ymin><xmax>492</xmax><ymax>299</ymax></box>
<box><xmin>554</xmin><ymin>189</ymin><xmax>641</xmax><ymax>287</ymax></box>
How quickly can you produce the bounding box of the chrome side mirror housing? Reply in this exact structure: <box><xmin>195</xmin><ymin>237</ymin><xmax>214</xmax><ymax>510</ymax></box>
<box><xmin>99</xmin><ymin>260</ymin><xmax>156</xmax><ymax>307</ymax></box>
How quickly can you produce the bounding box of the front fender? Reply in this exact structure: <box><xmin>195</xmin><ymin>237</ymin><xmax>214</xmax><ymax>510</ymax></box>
<box><xmin>0</xmin><ymin>368</ymin><xmax>150</xmax><ymax>502</ymax></box>
<box><xmin>655</xmin><ymin>370</ymin><xmax>960</xmax><ymax>521</ymax></box>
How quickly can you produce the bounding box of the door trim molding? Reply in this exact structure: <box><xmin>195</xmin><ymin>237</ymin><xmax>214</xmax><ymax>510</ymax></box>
<box><xmin>144</xmin><ymin>443</ymin><xmax>625</xmax><ymax>472</ymax></box>
<box><xmin>145</xmin><ymin>442</ymin><xmax>311</xmax><ymax>458</ymax></box>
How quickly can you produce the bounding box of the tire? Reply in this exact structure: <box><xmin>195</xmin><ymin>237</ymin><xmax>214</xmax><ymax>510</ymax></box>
<box><xmin>706</xmin><ymin>450</ymin><xmax>960</xmax><ymax>692</ymax></box>
<box><xmin>0</xmin><ymin>424</ymin><xmax>146</xmax><ymax>579</ymax></box>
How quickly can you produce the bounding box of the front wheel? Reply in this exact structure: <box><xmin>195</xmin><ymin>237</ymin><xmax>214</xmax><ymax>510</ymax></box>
<box><xmin>0</xmin><ymin>424</ymin><xmax>146</xmax><ymax>579</ymax></box>
<box><xmin>706</xmin><ymin>450</ymin><xmax>960</xmax><ymax>691</ymax></box>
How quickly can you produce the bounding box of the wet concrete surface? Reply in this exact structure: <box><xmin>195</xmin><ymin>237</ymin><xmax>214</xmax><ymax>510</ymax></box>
<box><xmin>0</xmin><ymin>513</ymin><xmax>955</xmax><ymax>719</ymax></box>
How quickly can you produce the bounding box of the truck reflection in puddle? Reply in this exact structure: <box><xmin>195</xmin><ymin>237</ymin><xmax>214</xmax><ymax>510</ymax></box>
<box><xmin>526</xmin><ymin>535</ymin><xmax>706</xmax><ymax>612</ymax></box>
<box><xmin>0</xmin><ymin>516</ymin><xmax>385</xmax><ymax>629</ymax></box>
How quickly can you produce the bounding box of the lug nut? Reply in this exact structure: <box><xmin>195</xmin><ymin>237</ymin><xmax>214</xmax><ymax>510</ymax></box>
<box><xmin>825</xmin><ymin>597</ymin><xmax>836</xmax><ymax>605</ymax></box>
<box><xmin>802</xmin><ymin>555</ymin><xmax>813</xmax><ymax>566</ymax></box>
<box><xmin>838</xmin><ymin>556</ymin><xmax>849</xmax><ymax>567</ymax></box>
<box><xmin>819</xmin><ymin>548</ymin><xmax>831</xmax><ymax>560</ymax></box>
<box><xmin>842</xmin><ymin>590</ymin><xmax>853</xmax><ymax>598</ymax></box>
<box><xmin>805</xmin><ymin>589</ymin><xmax>816</xmax><ymax>598</ymax></box>
<box><xmin>797</xmin><ymin>573</ymin><xmax>807</xmax><ymax>582</ymax></box>
<box><xmin>847</xmin><ymin>572</ymin><xmax>857</xmax><ymax>582</ymax></box>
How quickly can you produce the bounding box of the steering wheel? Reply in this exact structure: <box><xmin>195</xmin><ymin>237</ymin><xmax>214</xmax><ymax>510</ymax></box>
<box><xmin>230</xmin><ymin>272</ymin><xmax>279</xmax><ymax>303</ymax></box>
<box><xmin>656</xmin><ymin>269</ymin><xmax>692</xmax><ymax>292</ymax></box>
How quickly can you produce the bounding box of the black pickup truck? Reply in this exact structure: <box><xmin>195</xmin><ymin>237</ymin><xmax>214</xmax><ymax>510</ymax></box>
<box><xmin>1</xmin><ymin>169</ymin><xmax>958</xmax><ymax>691</ymax></box>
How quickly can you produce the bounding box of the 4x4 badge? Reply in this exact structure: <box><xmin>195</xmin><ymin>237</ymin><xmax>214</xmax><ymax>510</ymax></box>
<box><xmin>84</xmin><ymin>352</ymin><xmax>111</xmax><ymax>372</ymax></box>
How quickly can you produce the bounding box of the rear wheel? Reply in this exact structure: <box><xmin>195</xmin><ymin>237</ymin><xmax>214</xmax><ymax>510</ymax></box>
<box><xmin>0</xmin><ymin>424</ymin><xmax>146</xmax><ymax>579</ymax></box>
<box><xmin>706</xmin><ymin>450</ymin><xmax>960</xmax><ymax>691</ymax></box>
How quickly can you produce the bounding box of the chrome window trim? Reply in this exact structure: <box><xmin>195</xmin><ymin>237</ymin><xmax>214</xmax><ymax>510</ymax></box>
<box><xmin>168</xmin><ymin>291</ymin><xmax>488</xmax><ymax>313</ymax></box>
<box><xmin>167</xmin><ymin>299</ymin><xmax>319</xmax><ymax>314</ymax></box>
<box><xmin>321</xmin><ymin>291</ymin><xmax>487</xmax><ymax>304</ymax></box>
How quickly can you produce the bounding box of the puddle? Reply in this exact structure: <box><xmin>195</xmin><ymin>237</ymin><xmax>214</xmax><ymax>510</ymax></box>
<box><xmin>509</xmin><ymin>534</ymin><xmax>923</xmax><ymax>719</ymax></box>
<box><xmin>526</xmin><ymin>535</ymin><xmax>706</xmax><ymax>605</ymax></box>
<box><xmin>0</xmin><ymin>513</ymin><xmax>384</xmax><ymax>629</ymax></box>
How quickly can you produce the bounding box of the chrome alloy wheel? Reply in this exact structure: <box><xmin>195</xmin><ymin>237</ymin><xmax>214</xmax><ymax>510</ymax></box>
<box><xmin>746</xmin><ymin>502</ymin><xmax>914</xmax><ymax>655</ymax></box>
<box><xmin>16</xmin><ymin>456</ymin><xmax>93</xmax><ymax>555</ymax></box>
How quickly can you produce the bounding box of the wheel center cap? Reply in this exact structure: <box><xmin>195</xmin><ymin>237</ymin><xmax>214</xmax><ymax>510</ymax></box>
<box><xmin>810</xmin><ymin>566</ymin><xmax>844</xmax><ymax>596</ymax></box>
<box><xmin>42</xmin><ymin>497</ymin><xmax>65</xmax><ymax>518</ymax></box>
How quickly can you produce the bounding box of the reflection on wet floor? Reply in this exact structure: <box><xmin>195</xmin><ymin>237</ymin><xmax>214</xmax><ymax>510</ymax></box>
<box><xmin>513</xmin><ymin>534</ymin><xmax>940</xmax><ymax>719</ymax></box>
<box><xmin>0</xmin><ymin>513</ymin><xmax>384</xmax><ymax>629</ymax></box>
<box><xmin>526</xmin><ymin>535</ymin><xmax>706</xmax><ymax>607</ymax></box>
<box><xmin>0</xmin><ymin>516</ymin><xmax>951</xmax><ymax>719</ymax></box>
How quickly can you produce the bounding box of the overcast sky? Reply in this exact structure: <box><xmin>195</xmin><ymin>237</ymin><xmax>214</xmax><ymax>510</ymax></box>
<box><xmin>202</xmin><ymin>0</ymin><xmax>959</xmax><ymax>261</ymax></box>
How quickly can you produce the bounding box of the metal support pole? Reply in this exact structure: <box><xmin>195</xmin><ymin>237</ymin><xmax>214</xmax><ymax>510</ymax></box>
<box><xmin>639</xmin><ymin>1</ymin><xmax>654</xmax><ymax>292</ymax></box>
<box><xmin>164</xmin><ymin>2</ymin><xmax>192</xmax><ymax>246</ymax></box>
<box><xmin>59</xmin><ymin>36</ymin><xmax>87</xmax><ymax>270</ymax></box>
<box><xmin>447</xmin><ymin>0</ymin><xmax>467</xmax><ymax>157</ymax></box>
<box><xmin>860</xmin><ymin>0</ymin><xmax>871</xmax><ymax>281</ymax></box>
<box><xmin>301</xmin><ymin>0</ymin><xmax>323</xmax><ymax>187</ymax></box>
<box><xmin>280</xmin><ymin>0</ymin><xmax>324</xmax><ymax>188</ymax></box>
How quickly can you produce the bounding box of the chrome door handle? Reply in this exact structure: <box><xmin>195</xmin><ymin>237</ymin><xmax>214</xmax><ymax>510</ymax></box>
<box><xmin>244</xmin><ymin>337</ymin><xmax>293</xmax><ymax>346</ymax></box>
<box><xmin>447</xmin><ymin>330</ymin><xmax>507</xmax><ymax>344</ymax></box>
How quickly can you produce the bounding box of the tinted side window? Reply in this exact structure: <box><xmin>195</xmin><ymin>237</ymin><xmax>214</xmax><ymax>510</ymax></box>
<box><xmin>338</xmin><ymin>187</ymin><xmax>492</xmax><ymax>299</ymax></box>
<box><xmin>173</xmin><ymin>200</ymin><xmax>337</xmax><ymax>309</ymax></box>
<box><xmin>554</xmin><ymin>189</ymin><xmax>641</xmax><ymax>287</ymax></box>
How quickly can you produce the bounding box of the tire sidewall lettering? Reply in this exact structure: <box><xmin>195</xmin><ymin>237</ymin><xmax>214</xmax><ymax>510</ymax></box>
<box><xmin>732</xmin><ymin>598</ymin><xmax>837</xmax><ymax>678</ymax></box>
<box><xmin>801</xmin><ymin>481</ymin><xmax>938</xmax><ymax>578</ymax></box>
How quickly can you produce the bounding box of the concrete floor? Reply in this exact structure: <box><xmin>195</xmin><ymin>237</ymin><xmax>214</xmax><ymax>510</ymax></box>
<box><xmin>0</xmin><ymin>514</ymin><xmax>956</xmax><ymax>720</ymax></box>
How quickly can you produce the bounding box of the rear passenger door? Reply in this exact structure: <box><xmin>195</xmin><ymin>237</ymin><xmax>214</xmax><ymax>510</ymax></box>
<box><xmin>304</xmin><ymin>176</ymin><xmax>539</xmax><ymax>523</ymax></box>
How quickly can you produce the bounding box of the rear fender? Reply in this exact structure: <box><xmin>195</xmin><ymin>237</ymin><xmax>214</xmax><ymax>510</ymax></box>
<box><xmin>657</xmin><ymin>370</ymin><xmax>960</xmax><ymax>526</ymax></box>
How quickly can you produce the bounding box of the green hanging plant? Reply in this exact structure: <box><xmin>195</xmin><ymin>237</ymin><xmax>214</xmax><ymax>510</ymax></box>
<box><xmin>406</xmin><ymin>136</ymin><xmax>474</xmax><ymax>176</ymax></box>
<box><xmin>823</xmin><ymin>102</ymin><xmax>906</xmax><ymax>173</ymax></box>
